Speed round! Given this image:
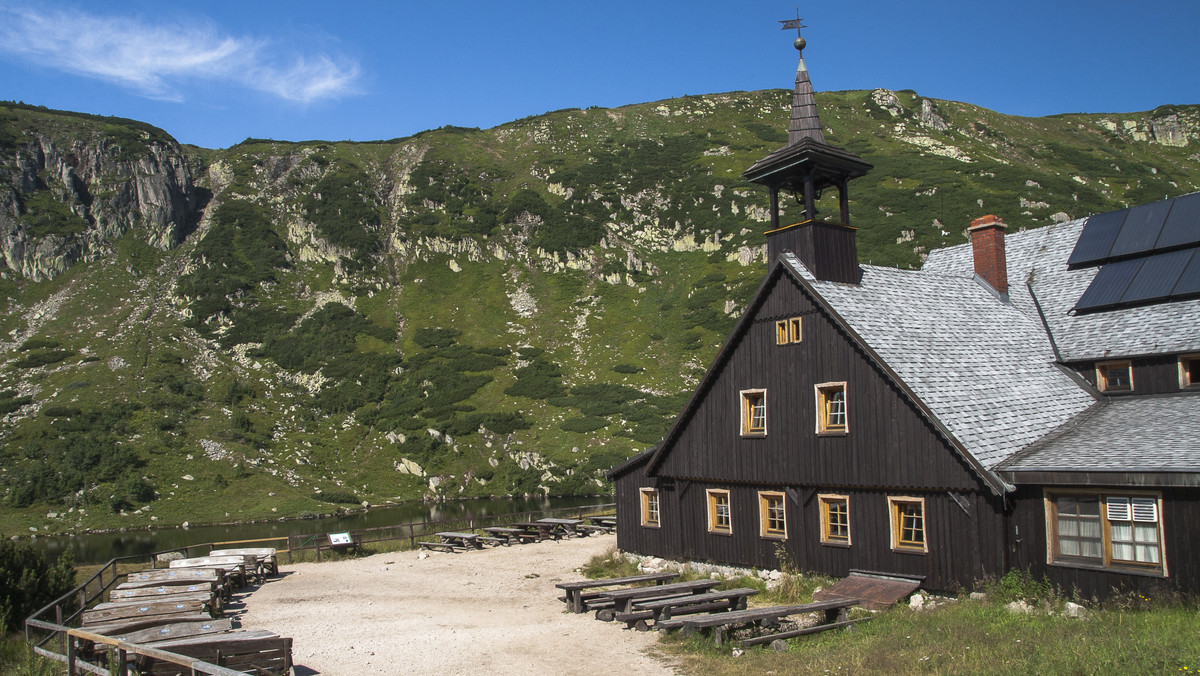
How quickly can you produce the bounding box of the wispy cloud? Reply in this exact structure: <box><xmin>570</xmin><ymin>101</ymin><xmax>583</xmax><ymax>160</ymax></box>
<box><xmin>0</xmin><ymin>3</ymin><xmax>360</xmax><ymax>103</ymax></box>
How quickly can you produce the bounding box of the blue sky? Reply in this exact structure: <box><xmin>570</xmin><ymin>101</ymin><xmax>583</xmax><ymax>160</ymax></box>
<box><xmin>1</xmin><ymin>0</ymin><xmax>1196</xmax><ymax>149</ymax></box>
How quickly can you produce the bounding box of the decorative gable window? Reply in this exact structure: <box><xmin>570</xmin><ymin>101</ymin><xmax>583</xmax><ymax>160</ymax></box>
<box><xmin>819</xmin><ymin>494</ymin><xmax>851</xmax><ymax>545</ymax></box>
<box><xmin>1096</xmin><ymin>360</ymin><xmax>1133</xmax><ymax>393</ymax></box>
<box><xmin>888</xmin><ymin>496</ymin><xmax>927</xmax><ymax>553</ymax></box>
<box><xmin>639</xmin><ymin>488</ymin><xmax>660</xmax><ymax>528</ymax></box>
<box><xmin>1046</xmin><ymin>491</ymin><xmax>1164</xmax><ymax>574</ymax></box>
<box><xmin>1179</xmin><ymin>354</ymin><xmax>1200</xmax><ymax>389</ymax></box>
<box><xmin>815</xmin><ymin>382</ymin><xmax>847</xmax><ymax>434</ymax></box>
<box><xmin>740</xmin><ymin>389</ymin><xmax>767</xmax><ymax>437</ymax></box>
<box><xmin>775</xmin><ymin>317</ymin><xmax>803</xmax><ymax>345</ymax></box>
<box><xmin>758</xmin><ymin>491</ymin><xmax>787</xmax><ymax>539</ymax></box>
<box><xmin>707</xmin><ymin>489</ymin><xmax>732</xmax><ymax>535</ymax></box>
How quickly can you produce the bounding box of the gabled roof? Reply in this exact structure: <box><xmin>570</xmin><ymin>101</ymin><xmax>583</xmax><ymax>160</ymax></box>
<box><xmin>785</xmin><ymin>255</ymin><xmax>1097</xmax><ymax>472</ymax></box>
<box><xmin>923</xmin><ymin>209</ymin><xmax>1200</xmax><ymax>361</ymax></box>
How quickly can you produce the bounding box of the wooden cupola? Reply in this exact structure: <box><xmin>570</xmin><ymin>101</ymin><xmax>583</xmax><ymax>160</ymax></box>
<box><xmin>743</xmin><ymin>30</ymin><xmax>872</xmax><ymax>283</ymax></box>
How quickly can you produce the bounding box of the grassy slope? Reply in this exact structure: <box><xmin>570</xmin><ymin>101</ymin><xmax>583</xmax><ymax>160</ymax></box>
<box><xmin>1</xmin><ymin>92</ymin><xmax>1198</xmax><ymax>536</ymax></box>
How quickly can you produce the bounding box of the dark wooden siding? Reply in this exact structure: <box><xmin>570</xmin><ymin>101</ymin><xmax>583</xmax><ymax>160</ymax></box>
<box><xmin>1068</xmin><ymin>354</ymin><xmax>1187</xmax><ymax>395</ymax></box>
<box><xmin>655</xmin><ymin>273</ymin><xmax>980</xmax><ymax>492</ymax></box>
<box><xmin>1007</xmin><ymin>484</ymin><xmax>1200</xmax><ymax>599</ymax></box>
<box><xmin>614</xmin><ymin>470</ymin><xmax>1011</xmax><ymax>591</ymax></box>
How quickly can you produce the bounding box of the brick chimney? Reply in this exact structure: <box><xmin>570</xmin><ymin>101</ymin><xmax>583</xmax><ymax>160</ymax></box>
<box><xmin>968</xmin><ymin>214</ymin><xmax>1008</xmax><ymax>296</ymax></box>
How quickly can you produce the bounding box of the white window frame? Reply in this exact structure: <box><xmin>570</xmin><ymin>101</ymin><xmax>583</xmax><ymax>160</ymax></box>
<box><xmin>706</xmin><ymin>488</ymin><xmax>732</xmax><ymax>535</ymax></box>
<box><xmin>639</xmin><ymin>488</ymin><xmax>660</xmax><ymax>528</ymax></box>
<box><xmin>815</xmin><ymin>382</ymin><xmax>848</xmax><ymax>434</ymax></box>
<box><xmin>740</xmin><ymin>388</ymin><xmax>767</xmax><ymax>437</ymax></box>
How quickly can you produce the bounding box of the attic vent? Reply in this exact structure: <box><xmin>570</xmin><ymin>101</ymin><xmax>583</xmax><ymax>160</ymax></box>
<box><xmin>1105</xmin><ymin>497</ymin><xmax>1130</xmax><ymax>521</ymax></box>
<box><xmin>1106</xmin><ymin>497</ymin><xmax>1158</xmax><ymax>522</ymax></box>
<box><xmin>1131</xmin><ymin>497</ymin><xmax>1158</xmax><ymax>522</ymax></box>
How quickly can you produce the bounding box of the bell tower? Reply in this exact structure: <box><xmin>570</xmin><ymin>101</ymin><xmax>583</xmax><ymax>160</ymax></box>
<box><xmin>743</xmin><ymin>21</ymin><xmax>872</xmax><ymax>283</ymax></box>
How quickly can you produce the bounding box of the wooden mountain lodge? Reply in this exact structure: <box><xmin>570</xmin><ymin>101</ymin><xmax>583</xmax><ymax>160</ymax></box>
<box><xmin>609</xmin><ymin>32</ymin><xmax>1200</xmax><ymax>599</ymax></box>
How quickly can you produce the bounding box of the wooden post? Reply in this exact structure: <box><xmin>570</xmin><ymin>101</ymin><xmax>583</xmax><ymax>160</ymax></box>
<box><xmin>115</xmin><ymin>647</ymin><xmax>127</xmax><ymax>675</ymax></box>
<box><xmin>65</xmin><ymin>629</ymin><xmax>76</xmax><ymax>675</ymax></box>
<box><xmin>803</xmin><ymin>174</ymin><xmax>816</xmax><ymax>221</ymax></box>
<box><xmin>838</xmin><ymin>177</ymin><xmax>850</xmax><ymax>225</ymax></box>
<box><xmin>769</xmin><ymin>187</ymin><xmax>780</xmax><ymax>230</ymax></box>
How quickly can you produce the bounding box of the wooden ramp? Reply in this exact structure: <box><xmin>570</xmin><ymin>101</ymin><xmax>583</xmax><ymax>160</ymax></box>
<box><xmin>812</xmin><ymin>570</ymin><xmax>923</xmax><ymax>611</ymax></box>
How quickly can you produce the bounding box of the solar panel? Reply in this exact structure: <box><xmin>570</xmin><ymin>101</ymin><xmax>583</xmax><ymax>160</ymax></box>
<box><xmin>1067</xmin><ymin>192</ymin><xmax>1200</xmax><ymax>268</ymax></box>
<box><xmin>1174</xmin><ymin>250</ymin><xmax>1200</xmax><ymax>296</ymax></box>
<box><xmin>1067</xmin><ymin>209</ymin><xmax>1127</xmax><ymax>268</ymax></box>
<box><xmin>1120</xmin><ymin>249</ymin><xmax>1194</xmax><ymax>304</ymax></box>
<box><xmin>1073</xmin><ymin>258</ymin><xmax>1141</xmax><ymax>312</ymax></box>
<box><xmin>1109</xmin><ymin>199</ymin><xmax>1173</xmax><ymax>258</ymax></box>
<box><xmin>1156</xmin><ymin>192</ymin><xmax>1200</xmax><ymax>249</ymax></box>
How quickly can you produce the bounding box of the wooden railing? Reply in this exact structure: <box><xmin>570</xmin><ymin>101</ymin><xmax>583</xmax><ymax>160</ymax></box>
<box><xmin>25</xmin><ymin>502</ymin><xmax>615</xmax><ymax>675</ymax></box>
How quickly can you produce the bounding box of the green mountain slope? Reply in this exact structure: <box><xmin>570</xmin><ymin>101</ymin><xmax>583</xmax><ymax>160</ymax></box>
<box><xmin>0</xmin><ymin>90</ymin><xmax>1197</xmax><ymax>535</ymax></box>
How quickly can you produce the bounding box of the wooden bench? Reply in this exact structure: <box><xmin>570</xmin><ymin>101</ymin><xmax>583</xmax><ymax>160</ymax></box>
<box><xmin>82</xmin><ymin>598</ymin><xmax>213</xmax><ymax>626</ymax></box>
<box><xmin>209</xmin><ymin>547</ymin><xmax>279</xmax><ymax>576</ymax></box>
<box><xmin>112</xmin><ymin>618</ymin><xmax>235</xmax><ymax>644</ymax></box>
<box><xmin>575</xmin><ymin>524</ymin><xmax>608</xmax><ymax>535</ymax></box>
<box><xmin>482</xmin><ymin>526</ymin><xmax>523</xmax><ymax>544</ymax></box>
<box><xmin>656</xmin><ymin>598</ymin><xmax>861</xmax><ymax>646</ymax></box>
<box><xmin>597</xmin><ymin>579</ymin><xmax>722</xmax><ymax>620</ymax></box>
<box><xmin>555</xmin><ymin>572</ymin><xmax>679</xmax><ymax>613</ymax></box>
<box><xmin>109</xmin><ymin>584</ymin><xmax>221</xmax><ymax>614</ymax></box>
<box><xmin>513</xmin><ymin>521</ymin><xmax>561</xmax><ymax>541</ymax></box>
<box><xmin>737</xmin><ymin>617</ymin><xmax>873</xmax><ymax>648</ymax></box>
<box><xmin>132</xmin><ymin>630</ymin><xmax>292</xmax><ymax>676</ymax></box>
<box><xmin>81</xmin><ymin>613</ymin><xmax>216</xmax><ymax>639</ymax></box>
<box><xmin>418</xmin><ymin>541</ymin><xmax>461</xmax><ymax>553</ymax></box>
<box><xmin>619</xmin><ymin>587</ymin><xmax>759</xmax><ymax>629</ymax></box>
<box><xmin>475</xmin><ymin>535</ymin><xmax>509</xmax><ymax>546</ymax></box>
<box><xmin>437</xmin><ymin>532</ymin><xmax>482</xmax><ymax>549</ymax></box>
<box><xmin>537</xmin><ymin>518</ymin><xmax>584</xmax><ymax>536</ymax></box>
<box><xmin>169</xmin><ymin>556</ymin><xmax>251</xmax><ymax>586</ymax></box>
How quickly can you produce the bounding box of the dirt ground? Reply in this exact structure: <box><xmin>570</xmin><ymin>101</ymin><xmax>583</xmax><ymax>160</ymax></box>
<box><xmin>237</xmin><ymin>533</ymin><xmax>680</xmax><ymax>675</ymax></box>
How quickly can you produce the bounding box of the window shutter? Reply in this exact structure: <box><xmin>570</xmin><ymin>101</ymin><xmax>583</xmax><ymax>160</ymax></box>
<box><xmin>1131</xmin><ymin>497</ymin><xmax>1158</xmax><ymax>522</ymax></box>
<box><xmin>1105</xmin><ymin>497</ymin><xmax>1131</xmax><ymax>522</ymax></box>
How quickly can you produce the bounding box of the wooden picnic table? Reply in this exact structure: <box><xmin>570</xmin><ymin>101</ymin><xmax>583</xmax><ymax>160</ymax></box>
<box><xmin>597</xmin><ymin>579</ymin><xmax>722</xmax><ymax>620</ymax></box>
<box><xmin>537</xmin><ymin>518</ymin><xmax>586</xmax><ymax>536</ymax></box>
<box><xmin>555</xmin><ymin>572</ymin><xmax>680</xmax><ymax>613</ymax></box>
<box><xmin>512</xmin><ymin>521</ymin><xmax>562</xmax><ymax>541</ymax></box>
<box><xmin>629</xmin><ymin>587</ymin><xmax>759</xmax><ymax>624</ymax></box>
<box><xmin>438</xmin><ymin>532</ymin><xmax>483</xmax><ymax>549</ymax></box>
<box><xmin>209</xmin><ymin>547</ymin><xmax>278</xmax><ymax>575</ymax></box>
<box><xmin>482</xmin><ymin>526</ymin><xmax>526</xmax><ymax>544</ymax></box>
<box><xmin>656</xmin><ymin>598</ymin><xmax>861</xmax><ymax>646</ymax></box>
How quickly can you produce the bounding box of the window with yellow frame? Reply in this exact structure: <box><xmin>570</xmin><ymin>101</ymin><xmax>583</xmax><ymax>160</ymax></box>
<box><xmin>819</xmin><ymin>494</ymin><xmax>850</xmax><ymax>545</ymax></box>
<box><xmin>639</xmin><ymin>488</ymin><xmax>660</xmax><ymax>528</ymax></box>
<box><xmin>706</xmin><ymin>489</ymin><xmax>732</xmax><ymax>534</ymax></box>
<box><xmin>740</xmin><ymin>389</ymin><xmax>766</xmax><ymax>437</ymax></box>
<box><xmin>816</xmin><ymin>382</ymin><xmax>847</xmax><ymax>434</ymax></box>
<box><xmin>888</xmin><ymin>496</ymin><xmax>927</xmax><ymax>553</ymax></box>
<box><xmin>775</xmin><ymin>317</ymin><xmax>802</xmax><ymax>345</ymax></box>
<box><xmin>758</xmin><ymin>491</ymin><xmax>787</xmax><ymax>539</ymax></box>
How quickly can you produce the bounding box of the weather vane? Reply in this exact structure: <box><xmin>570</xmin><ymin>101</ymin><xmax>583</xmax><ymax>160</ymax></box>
<box><xmin>779</xmin><ymin>9</ymin><xmax>806</xmax><ymax>38</ymax></box>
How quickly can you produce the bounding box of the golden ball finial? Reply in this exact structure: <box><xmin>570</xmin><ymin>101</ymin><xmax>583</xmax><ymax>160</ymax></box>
<box><xmin>794</xmin><ymin>36</ymin><xmax>806</xmax><ymax>51</ymax></box>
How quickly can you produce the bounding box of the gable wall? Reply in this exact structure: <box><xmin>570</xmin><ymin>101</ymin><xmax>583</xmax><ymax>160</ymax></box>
<box><xmin>655</xmin><ymin>273</ymin><xmax>980</xmax><ymax>491</ymax></box>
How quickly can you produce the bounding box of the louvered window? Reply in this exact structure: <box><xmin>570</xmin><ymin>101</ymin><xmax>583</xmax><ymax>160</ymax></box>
<box><xmin>1048</xmin><ymin>492</ymin><xmax>1163</xmax><ymax>573</ymax></box>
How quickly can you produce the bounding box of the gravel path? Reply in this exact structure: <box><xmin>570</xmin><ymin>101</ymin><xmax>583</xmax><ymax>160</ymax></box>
<box><xmin>238</xmin><ymin>533</ymin><xmax>680</xmax><ymax>675</ymax></box>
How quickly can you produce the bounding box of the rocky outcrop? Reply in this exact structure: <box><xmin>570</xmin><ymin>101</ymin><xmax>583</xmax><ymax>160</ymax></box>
<box><xmin>0</xmin><ymin>131</ymin><xmax>198</xmax><ymax>280</ymax></box>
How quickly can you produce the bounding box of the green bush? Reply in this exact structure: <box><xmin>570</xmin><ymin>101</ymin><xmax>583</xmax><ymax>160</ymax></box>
<box><xmin>0</xmin><ymin>540</ymin><xmax>75</xmax><ymax>633</ymax></box>
<box><xmin>560</xmin><ymin>416</ymin><xmax>609</xmax><ymax>433</ymax></box>
<box><xmin>14</xmin><ymin>350</ymin><xmax>75</xmax><ymax>368</ymax></box>
<box><xmin>413</xmin><ymin>327</ymin><xmax>462</xmax><ymax>349</ymax></box>
<box><xmin>315</xmin><ymin>491</ymin><xmax>360</xmax><ymax>505</ymax></box>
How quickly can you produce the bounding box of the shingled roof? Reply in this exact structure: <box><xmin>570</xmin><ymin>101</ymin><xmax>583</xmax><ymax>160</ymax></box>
<box><xmin>923</xmin><ymin>211</ymin><xmax>1200</xmax><ymax>361</ymax></box>
<box><xmin>782</xmin><ymin>253</ymin><xmax>1098</xmax><ymax>472</ymax></box>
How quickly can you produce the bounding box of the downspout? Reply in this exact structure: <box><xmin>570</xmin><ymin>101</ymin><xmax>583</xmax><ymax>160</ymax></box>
<box><xmin>1026</xmin><ymin>270</ymin><xmax>1062</xmax><ymax>363</ymax></box>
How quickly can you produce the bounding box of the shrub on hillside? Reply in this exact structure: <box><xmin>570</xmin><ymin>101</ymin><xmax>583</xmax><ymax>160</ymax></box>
<box><xmin>0</xmin><ymin>540</ymin><xmax>75</xmax><ymax>633</ymax></box>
